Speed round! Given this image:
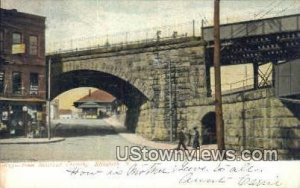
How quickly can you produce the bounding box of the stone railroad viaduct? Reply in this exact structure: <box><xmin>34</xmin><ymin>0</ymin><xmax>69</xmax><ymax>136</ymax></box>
<box><xmin>48</xmin><ymin>14</ymin><xmax>300</xmax><ymax>159</ymax></box>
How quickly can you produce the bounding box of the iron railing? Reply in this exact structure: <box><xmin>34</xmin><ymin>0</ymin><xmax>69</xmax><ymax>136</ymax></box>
<box><xmin>211</xmin><ymin>77</ymin><xmax>273</xmax><ymax>95</ymax></box>
<box><xmin>46</xmin><ymin>20</ymin><xmax>202</xmax><ymax>54</ymax></box>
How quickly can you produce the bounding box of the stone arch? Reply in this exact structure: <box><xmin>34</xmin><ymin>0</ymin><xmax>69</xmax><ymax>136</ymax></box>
<box><xmin>51</xmin><ymin>69</ymin><xmax>148</xmax><ymax>107</ymax></box>
<box><xmin>201</xmin><ymin>111</ymin><xmax>217</xmax><ymax>144</ymax></box>
<box><xmin>50</xmin><ymin>69</ymin><xmax>149</xmax><ymax>132</ymax></box>
<box><xmin>55</xmin><ymin>59</ymin><xmax>154</xmax><ymax>100</ymax></box>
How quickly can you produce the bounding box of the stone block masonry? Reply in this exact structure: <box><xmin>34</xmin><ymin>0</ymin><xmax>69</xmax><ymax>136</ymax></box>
<box><xmin>49</xmin><ymin>37</ymin><xmax>300</xmax><ymax>159</ymax></box>
<box><xmin>137</xmin><ymin>88</ymin><xmax>300</xmax><ymax>159</ymax></box>
<box><xmin>220</xmin><ymin>88</ymin><xmax>299</xmax><ymax>159</ymax></box>
<box><xmin>135</xmin><ymin>39</ymin><xmax>208</xmax><ymax>141</ymax></box>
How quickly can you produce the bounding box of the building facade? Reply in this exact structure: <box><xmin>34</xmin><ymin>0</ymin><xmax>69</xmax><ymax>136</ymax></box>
<box><xmin>74</xmin><ymin>90</ymin><xmax>119</xmax><ymax>119</ymax></box>
<box><xmin>0</xmin><ymin>9</ymin><xmax>46</xmax><ymax>137</ymax></box>
<box><xmin>58</xmin><ymin>109</ymin><xmax>72</xmax><ymax>119</ymax></box>
<box><xmin>50</xmin><ymin>99</ymin><xmax>59</xmax><ymax>119</ymax></box>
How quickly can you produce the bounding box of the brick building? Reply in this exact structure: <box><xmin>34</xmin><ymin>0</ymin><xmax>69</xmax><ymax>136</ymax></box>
<box><xmin>0</xmin><ymin>9</ymin><xmax>46</xmax><ymax>137</ymax></box>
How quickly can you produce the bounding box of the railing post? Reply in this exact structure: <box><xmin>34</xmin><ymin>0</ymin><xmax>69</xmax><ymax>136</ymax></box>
<box><xmin>193</xmin><ymin>20</ymin><xmax>195</xmax><ymax>37</ymax></box>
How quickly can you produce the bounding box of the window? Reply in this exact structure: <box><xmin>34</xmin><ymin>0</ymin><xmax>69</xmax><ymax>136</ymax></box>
<box><xmin>12</xmin><ymin>33</ymin><xmax>21</xmax><ymax>44</ymax></box>
<box><xmin>0</xmin><ymin>71</ymin><xmax>4</xmax><ymax>94</ymax></box>
<box><xmin>29</xmin><ymin>73</ymin><xmax>38</xmax><ymax>95</ymax></box>
<box><xmin>12</xmin><ymin>72</ymin><xmax>22</xmax><ymax>94</ymax></box>
<box><xmin>0</xmin><ymin>31</ymin><xmax>3</xmax><ymax>52</ymax></box>
<box><xmin>12</xmin><ymin>32</ymin><xmax>24</xmax><ymax>54</ymax></box>
<box><xmin>29</xmin><ymin>35</ymin><xmax>38</xmax><ymax>55</ymax></box>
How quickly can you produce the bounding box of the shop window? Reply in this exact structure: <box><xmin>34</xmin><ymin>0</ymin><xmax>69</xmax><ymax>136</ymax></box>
<box><xmin>12</xmin><ymin>72</ymin><xmax>22</xmax><ymax>94</ymax></box>
<box><xmin>12</xmin><ymin>33</ymin><xmax>21</xmax><ymax>44</ymax></box>
<box><xmin>29</xmin><ymin>73</ymin><xmax>38</xmax><ymax>95</ymax></box>
<box><xmin>0</xmin><ymin>71</ymin><xmax>4</xmax><ymax>94</ymax></box>
<box><xmin>29</xmin><ymin>35</ymin><xmax>38</xmax><ymax>55</ymax></box>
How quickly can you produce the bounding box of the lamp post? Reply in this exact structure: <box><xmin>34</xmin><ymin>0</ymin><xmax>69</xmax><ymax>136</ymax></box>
<box><xmin>22</xmin><ymin>105</ymin><xmax>28</xmax><ymax>137</ymax></box>
<box><xmin>47</xmin><ymin>58</ymin><xmax>51</xmax><ymax>140</ymax></box>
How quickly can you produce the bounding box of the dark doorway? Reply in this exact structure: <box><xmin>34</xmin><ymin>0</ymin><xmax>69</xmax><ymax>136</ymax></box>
<box><xmin>201</xmin><ymin>111</ymin><xmax>217</xmax><ymax>144</ymax></box>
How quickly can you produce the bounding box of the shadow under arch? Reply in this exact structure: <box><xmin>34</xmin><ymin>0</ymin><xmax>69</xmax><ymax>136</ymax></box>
<box><xmin>50</xmin><ymin>70</ymin><xmax>148</xmax><ymax>132</ymax></box>
<box><xmin>201</xmin><ymin>111</ymin><xmax>217</xmax><ymax>144</ymax></box>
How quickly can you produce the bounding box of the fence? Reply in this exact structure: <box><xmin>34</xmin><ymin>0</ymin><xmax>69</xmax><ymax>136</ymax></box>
<box><xmin>47</xmin><ymin>20</ymin><xmax>202</xmax><ymax>54</ymax></box>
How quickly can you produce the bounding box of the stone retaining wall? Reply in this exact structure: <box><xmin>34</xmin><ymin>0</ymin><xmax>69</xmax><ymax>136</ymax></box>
<box><xmin>136</xmin><ymin>88</ymin><xmax>300</xmax><ymax>159</ymax></box>
<box><xmin>222</xmin><ymin>89</ymin><xmax>300</xmax><ymax>159</ymax></box>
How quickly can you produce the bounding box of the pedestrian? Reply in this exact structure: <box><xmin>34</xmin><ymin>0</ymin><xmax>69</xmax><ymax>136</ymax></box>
<box><xmin>176</xmin><ymin>127</ymin><xmax>187</xmax><ymax>150</ymax></box>
<box><xmin>193</xmin><ymin>127</ymin><xmax>200</xmax><ymax>149</ymax></box>
<box><xmin>187</xmin><ymin>129</ymin><xmax>192</xmax><ymax>146</ymax></box>
<box><xmin>203</xmin><ymin>127</ymin><xmax>209</xmax><ymax>144</ymax></box>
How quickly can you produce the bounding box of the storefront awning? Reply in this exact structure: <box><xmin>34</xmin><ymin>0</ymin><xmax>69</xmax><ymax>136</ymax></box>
<box><xmin>78</xmin><ymin>101</ymin><xmax>102</xmax><ymax>109</ymax></box>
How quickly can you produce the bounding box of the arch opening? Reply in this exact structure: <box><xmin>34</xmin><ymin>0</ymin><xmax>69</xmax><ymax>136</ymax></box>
<box><xmin>201</xmin><ymin>111</ymin><xmax>217</xmax><ymax>144</ymax></box>
<box><xmin>50</xmin><ymin>70</ymin><xmax>149</xmax><ymax>134</ymax></box>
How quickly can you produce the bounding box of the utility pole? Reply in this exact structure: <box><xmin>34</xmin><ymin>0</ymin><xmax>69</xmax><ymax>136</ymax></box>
<box><xmin>47</xmin><ymin>58</ymin><xmax>51</xmax><ymax>140</ymax></box>
<box><xmin>213</xmin><ymin>0</ymin><xmax>225</xmax><ymax>150</ymax></box>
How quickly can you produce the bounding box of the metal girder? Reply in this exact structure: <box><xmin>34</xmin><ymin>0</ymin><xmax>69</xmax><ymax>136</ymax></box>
<box><xmin>206</xmin><ymin>31</ymin><xmax>300</xmax><ymax>66</ymax></box>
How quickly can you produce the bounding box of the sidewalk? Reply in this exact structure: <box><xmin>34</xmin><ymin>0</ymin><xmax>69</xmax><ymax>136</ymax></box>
<box><xmin>0</xmin><ymin>137</ymin><xmax>65</xmax><ymax>144</ymax></box>
<box><xmin>104</xmin><ymin>116</ymin><xmax>217</xmax><ymax>150</ymax></box>
<box><xmin>119</xmin><ymin>133</ymin><xmax>217</xmax><ymax>150</ymax></box>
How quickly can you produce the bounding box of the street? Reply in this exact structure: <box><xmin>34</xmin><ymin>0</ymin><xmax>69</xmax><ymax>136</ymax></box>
<box><xmin>0</xmin><ymin>119</ymin><xmax>136</xmax><ymax>162</ymax></box>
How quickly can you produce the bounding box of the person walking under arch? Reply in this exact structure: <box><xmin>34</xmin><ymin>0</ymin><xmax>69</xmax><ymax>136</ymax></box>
<box><xmin>193</xmin><ymin>127</ymin><xmax>200</xmax><ymax>149</ymax></box>
<box><xmin>176</xmin><ymin>127</ymin><xmax>187</xmax><ymax>150</ymax></box>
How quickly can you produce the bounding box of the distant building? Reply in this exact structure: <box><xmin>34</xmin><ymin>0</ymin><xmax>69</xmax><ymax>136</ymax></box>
<box><xmin>0</xmin><ymin>9</ymin><xmax>46</xmax><ymax>137</ymax></box>
<box><xmin>74</xmin><ymin>90</ymin><xmax>119</xmax><ymax>119</ymax></box>
<box><xmin>50</xmin><ymin>99</ymin><xmax>59</xmax><ymax>119</ymax></box>
<box><xmin>58</xmin><ymin>109</ymin><xmax>72</xmax><ymax>119</ymax></box>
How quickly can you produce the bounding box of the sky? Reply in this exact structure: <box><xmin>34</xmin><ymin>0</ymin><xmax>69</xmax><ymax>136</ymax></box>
<box><xmin>2</xmin><ymin>0</ymin><xmax>300</xmax><ymax>52</ymax></box>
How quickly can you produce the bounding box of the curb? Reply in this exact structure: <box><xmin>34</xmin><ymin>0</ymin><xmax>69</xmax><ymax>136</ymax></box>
<box><xmin>0</xmin><ymin>137</ymin><xmax>66</xmax><ymax>144</ymax></box>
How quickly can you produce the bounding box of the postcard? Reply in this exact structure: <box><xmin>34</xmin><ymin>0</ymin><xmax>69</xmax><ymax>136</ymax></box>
<box><xmin>0</xmin><ymin>0</ymin><xmax>300</xmax><ymax>187</ymax></box>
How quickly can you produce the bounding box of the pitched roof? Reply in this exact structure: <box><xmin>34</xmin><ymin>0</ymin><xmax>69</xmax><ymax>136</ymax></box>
<box><xmin>76</xmin><ymin>90</ymin><xmax>116</xmax><ymax>103</ymax></box>
<box><xmin>59</xmin><ymin>109</ymin><xmax>72</xmax><ymax>115</ymax></box>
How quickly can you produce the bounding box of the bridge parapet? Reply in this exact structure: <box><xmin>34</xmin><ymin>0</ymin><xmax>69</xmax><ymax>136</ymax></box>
<box><xmin>47</xmin><ymin>20</ymin><xmax>202</xmax><ymax>54</ymax></box>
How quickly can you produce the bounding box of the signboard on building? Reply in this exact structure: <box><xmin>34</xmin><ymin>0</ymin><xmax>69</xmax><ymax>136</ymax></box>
<box><xmin>0</xmin><ymin>72</ymin><xmax>4</xmax><ymax>81</ymax></box>
<box><xmin>2</xmin><ymin>111</ymin><xmax>8</xmax><ymax>121</ymax></box>
<box><xmin>12</xmin><ymin>44</ymin><xmax>25</xmax><ymax>54</ymax></box>
<box><xmin>0</xmin><ymin>72</ymin><xmax>4</xmax><ymax>93</ymax></box>
<box><xmin>30</xmin><ymin>85</ymin><xmax>39</xmax><ymax>95</ymax></box>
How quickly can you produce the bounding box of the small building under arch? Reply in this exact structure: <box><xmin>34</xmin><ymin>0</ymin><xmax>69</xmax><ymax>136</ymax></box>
<box><xmin>74</xmin><ymin>89</ymin><xmax>120</xmax><ymax>119</ymax></box>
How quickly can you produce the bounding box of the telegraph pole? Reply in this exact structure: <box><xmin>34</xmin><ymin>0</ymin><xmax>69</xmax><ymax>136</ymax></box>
<box><xmin>47</xmin><ymin>58</ymin><xmax>51</xmax><ymax>140</ymax></box>
<box><xmin>213</xmin><ymin>0</ymin><xmax>225</xmax><ymax>150</ymax></box>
